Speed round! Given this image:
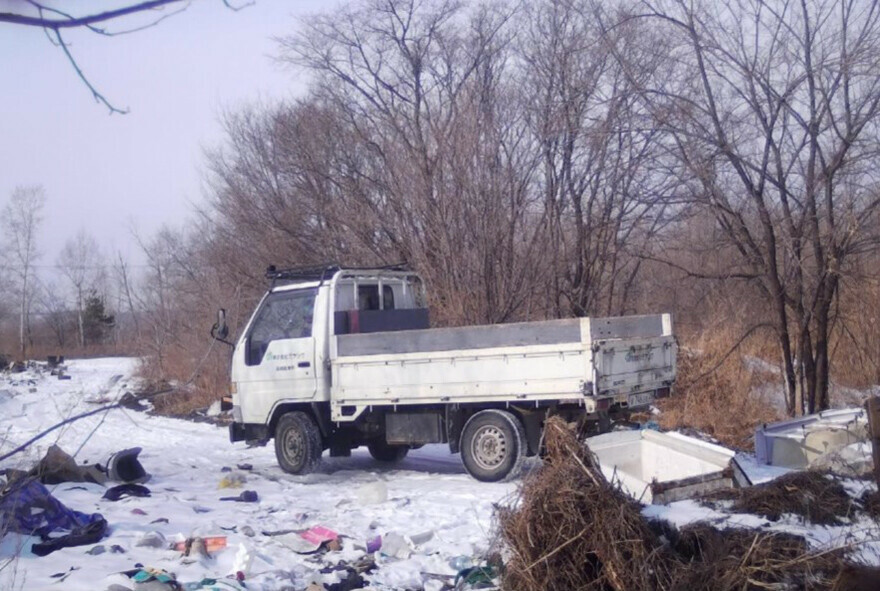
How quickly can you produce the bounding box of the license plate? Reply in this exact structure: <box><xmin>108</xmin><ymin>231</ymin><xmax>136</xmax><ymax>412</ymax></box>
<box><xmin>627</xmin><ymin>391</ymin><xmax>654</xmax><ymax>408</ymax></box>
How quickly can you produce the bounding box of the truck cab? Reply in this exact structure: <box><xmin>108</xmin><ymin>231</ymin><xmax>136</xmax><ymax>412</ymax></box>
<box><xmin>229</xmin><ymin>266</ymin><xmax>427</xmax><ymax>437</ymax></box>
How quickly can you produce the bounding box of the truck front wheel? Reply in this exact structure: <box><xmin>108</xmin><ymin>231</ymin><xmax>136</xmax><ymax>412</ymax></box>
<box><xmin>460</xmin><ymin>410</ymin><xmax>526</xmax><ymax>482</ymax></box>
<box><xmin>368</xmin><ymin>441</ymin><xmax>409</xmax><ymax>463</ymax></box>
<box><xmin>274</xmin><ymin>412</ymin><xmax>322</xmax><ymax>475</ymax></box>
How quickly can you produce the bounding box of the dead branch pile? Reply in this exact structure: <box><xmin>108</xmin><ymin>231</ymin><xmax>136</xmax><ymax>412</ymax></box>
<box><xmin>497</xmin><ymin>417</ymin><xmax>673</xmax><ymax>590</ymax></box>
<box><xmin>497</xmin><ymin>417</ymin><xmax>850</xmax><ymax>591</ymax></box>
<box><xmin>708</xmin><ymin>471</ymin><xmax>855</xmax><ymax>525</ymax></box>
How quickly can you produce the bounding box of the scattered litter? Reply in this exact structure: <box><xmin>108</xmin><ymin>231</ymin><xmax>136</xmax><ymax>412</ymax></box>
<box><xmin>50</xmin><ymin>566</ymin><xmax>79</xmax><ymax>581</ymax></box>
<box><xmin>236</xmin><ymin>463</ymin><xmax>252</xmax><ymax>471</ymax></box>
<box><xmin>106</xmin><ymin>447</ymin><xmax>150</xmax><ymax>483</ymax></box>
<box><xmin>380</xmin><ymin>531</ymin><xmax>412</xmax><ymax>559</ymax></box>
<box><xmin>128</xmin><ymin>567</ymin><xmax>178</xmax><ymax>589</ymax></box>
<box><xmin>207</xmin><ymin>400</ymin><xmax>222</xmax><ymax>417</ymax></box>
<box><xmin>454</xmin><ymin>565</ymin><xmax>499</xmax><ymax>589</ymax></box>
<box><xmin>135</xmin><ymin>531</ymin><xmax>167</xmax><ymax>549</ymax></box>
<box><xmin>276</xmin><ymin>526</ymin><xmax>339</xmax><ymax>554</ymax></box>
<box><xmin>301</xmin><ymin>525</ymin><xmax>339</xmax><ymax>546</ymax></box>
<box><xmin>355</xmin><ymin>480</ymin><xmax>387</xmax><ymax>505</ymax></box>
<box><xmin>103</xmin><ymin>483</ymin><xmax>151</xmax><ymax>501</ymax></box>
<box><xmin>409</xmin><ymin>530</ymin><xmax>434</xmax><ymax>546</ymax></box>
<box><xmin>151</xmin><ymin>517</ymin><xmax>170</xmax><ymax>524</ymax></box>
<box><xmin>229</xmin><ymin>543</ymin><xmax>253</xmax><ymax>578</ymax></box>
<box><xmin>218</xmin><ymin>473</ymin><xmax>246</xmax><ymax>489</ymax></box>
<box><xmin>366</xmin><ymin>535</ymin><xmax>381</xmax><ymax>553</ymax></box>
<box><xmin>448</xmin><ymin>555</ymin><xmax>474</xmax><ymax>571</ymax></box>
<box><xmin>174</xmin><ymin>536</ymin><xmax>228</xmax><ymax>554</ymax></box>
<box><xmin>219</xmin><ymin>490</ymin><xmax>258</xmax><ymax>503</ymax></box>
<box><xmin>28</xmin><ymin>444</ymin><xmax>107</xmax><ymax>485</ymax></box>
<box><xmin>0</xmin><ymin>478</ymin><xmax>107</xmax><ymax>556</ymax></box>
<box><xmin>132</xmin><ymin>508</ymin><xmax>148</xmax><ymax>515</ymax></box>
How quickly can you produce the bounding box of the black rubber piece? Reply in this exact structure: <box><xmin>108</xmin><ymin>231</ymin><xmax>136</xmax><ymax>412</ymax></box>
<box><xmin>367</xmin><ymin>441</ymin><xmax>409</xmax><ymax>463</ymax></box>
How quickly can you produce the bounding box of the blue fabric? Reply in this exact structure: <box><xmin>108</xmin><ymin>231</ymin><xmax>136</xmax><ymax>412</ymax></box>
<box><xmin>0</xmin><ymin>478</ymin><xmax>103</xmax><ymax>539</ymax></box>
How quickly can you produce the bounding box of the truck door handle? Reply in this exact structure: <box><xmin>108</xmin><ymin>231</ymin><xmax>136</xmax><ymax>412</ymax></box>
<box><xmin>298</xmin><ymin>361</ymin><xmax>311</xmax><ymax>368</ymax></box>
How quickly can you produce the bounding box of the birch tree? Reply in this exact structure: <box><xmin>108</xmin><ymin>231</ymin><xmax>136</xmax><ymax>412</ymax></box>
<box><xmin>1</xmin><ymin>186</ymin><xmax>46</xmax><ymax>357</ymax></box>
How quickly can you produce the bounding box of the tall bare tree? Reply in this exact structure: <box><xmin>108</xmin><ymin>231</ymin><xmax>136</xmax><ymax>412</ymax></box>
<box><xmin>278</xmin><ymin>0</ymin><xmax>547</xmax><ymax>324</ymax></box>
<box><xmin>521</xmin><ymin>0</ymin><xmax>672</xmax><ymax>318</ymax></box>
<box><xmin>58</xmin><ymin>230</ymin><xmax>105</xmax><ymax>348</ymax></box>
<box><xmin>2</xmin><ymin>186</ymin><xmax>46</xmax><ymax>357</ymax></box>
<box><xmin>627</xmin><ymin>0</ymin><xmax>880</xmax><ymax>414</ymax></box>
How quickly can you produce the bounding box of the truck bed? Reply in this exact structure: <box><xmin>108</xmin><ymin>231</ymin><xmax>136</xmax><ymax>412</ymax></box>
<box><xmin>330</xmin><ymin>315</ymin><xmax>675</xmax><ymax>420</ymax></box>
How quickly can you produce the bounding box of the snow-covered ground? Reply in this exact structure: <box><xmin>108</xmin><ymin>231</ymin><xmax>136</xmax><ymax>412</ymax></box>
<box><xmin>0</xmin><ymin>358</ymin><xmax>516</xmax><ymax>591</ymax></box>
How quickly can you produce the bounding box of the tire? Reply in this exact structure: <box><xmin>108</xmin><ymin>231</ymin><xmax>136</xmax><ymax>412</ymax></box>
<box><xmin>368</xmin><ymin>441</ymin><xmax>409</xmax><ymax>463</ymax></box>
<box><xmin>460</xmin><ymin>410</ymin><xmax>527</xmax><ymax>482</ymax></box>
<box><xmin>274</xmin><ymin>411</ymin><xmax>322</xmax><ymax>475</ymax></box>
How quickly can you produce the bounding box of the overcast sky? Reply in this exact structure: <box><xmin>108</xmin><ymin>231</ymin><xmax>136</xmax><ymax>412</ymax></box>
<box><xmin>0</xmin><ymin>0</ymin><xmax>329</xmax><ymax>271</ymax></box>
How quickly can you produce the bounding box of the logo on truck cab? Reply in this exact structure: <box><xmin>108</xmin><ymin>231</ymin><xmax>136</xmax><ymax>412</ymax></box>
<box><xmin>266</xmin><ymin>352</ymin><xmax>305</xmax><ymax>362</ymax></box>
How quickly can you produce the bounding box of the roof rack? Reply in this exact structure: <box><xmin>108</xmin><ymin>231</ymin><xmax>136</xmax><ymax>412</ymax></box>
<box><xmin>265</xmin><ymin>264</ymin><xmax>340</xmax><ymax>286</ymax></box>
<box><xmin>265</xmin><ymin>263</ymin><xmax>413</xmax><ymax>287</ymax></box>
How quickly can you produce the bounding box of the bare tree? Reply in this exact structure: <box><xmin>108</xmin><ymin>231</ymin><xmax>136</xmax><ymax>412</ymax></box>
<box><xmin>1</xmin><ymin>0</ymin><xmax>251</xmax><ymax>113</ymax></box>
<box><xmin>1</xmin><ymin>186</ymin><xmax>46</xmax><ymax>358</ymax></box>
<box><xmin>521</xmin><ymin>0</ymin><xmax>672</xmax><ymax>318</ymax></box>
<box><xmin>38</xmin><ymin>282</ymin><xmax>73</xmax><ymax>348</ymax></box>
<box><xmin>277</xmin><ymin>0</ymin><xmax>547</xmax><ymax>325</ymax></box>
<box><xmin>113</xmin><ymin>252</ymin><xmax>141</xmax><ymax>341</ymax></box>
<box><xmin>57</xmin><ymin>230</ymin><xmax>105</xmax><ymax>348</ymax></box>
<box><xmin>627</xmin><ymin>0</ymin><xmax>880</xmax><ymax>414</ymax></box>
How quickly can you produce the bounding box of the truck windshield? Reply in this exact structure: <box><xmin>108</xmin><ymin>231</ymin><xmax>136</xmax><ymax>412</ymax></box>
<box><xmin>246</xmin><ymin>288</ymin><xmax>317</xmax><ymax>366</ymax></box>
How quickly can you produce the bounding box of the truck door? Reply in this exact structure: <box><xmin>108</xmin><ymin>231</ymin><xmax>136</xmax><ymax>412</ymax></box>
<box><xmin>237</xmin><ymin>288</ymin><xmax>318</xmax><ymax>413</ymax></box>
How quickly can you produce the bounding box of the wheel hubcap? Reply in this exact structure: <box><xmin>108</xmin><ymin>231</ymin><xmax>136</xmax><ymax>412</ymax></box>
<box><xmin>471</xmin><ymin>425</ymin><xmax>507</xmax><ymax>471</ymax></box>
<box><xmin>283</xmin><ymin>429</ymin><xmax>305</xmax><ymax>467</ymax></box>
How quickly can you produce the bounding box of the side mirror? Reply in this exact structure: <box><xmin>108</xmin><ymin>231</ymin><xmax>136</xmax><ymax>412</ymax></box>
<box><xmin>211</xmin><ymin>308</ymin><xmax>233</xmax><ymax>347</ymax></box>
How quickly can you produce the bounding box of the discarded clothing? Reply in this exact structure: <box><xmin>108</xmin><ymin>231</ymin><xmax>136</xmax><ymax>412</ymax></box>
<box><xmin>0</xmin><ymin>478</ymin><xmax>107</xmax><ymax>556</ymax></box>
<box><xmin>32</xmin><ymin>517</ymin><xmax>107</xmax><ymax>556</ymax></box>
<box><xmin>28</xmin><ymin>444</ymin><xmax>107</xmax><ymax>485</ymax></box>
<box><xmin>25</xmin><ymin>444</ymin><xmax>150</xmax><ymax>485</ymax></box>
<box><xmin>104</xmin><ymin>483</ymin><xmax>151</xmax><ymax>501</ymax></box>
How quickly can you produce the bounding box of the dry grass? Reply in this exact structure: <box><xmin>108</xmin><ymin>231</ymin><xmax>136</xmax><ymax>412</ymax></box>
<box><xmin>137</xmin><ymin>346</ymin><xmax>229</xmax><ymax>416</ymax></box>
<box><xmin>657</xmin><ymin>324</ymin><xmax>782</xmax><ymax>450</ymax></box>
<box><xmin>497</xmin><ymin>417</ymin><xmax>850</xmax><ymax>591</ymax></box>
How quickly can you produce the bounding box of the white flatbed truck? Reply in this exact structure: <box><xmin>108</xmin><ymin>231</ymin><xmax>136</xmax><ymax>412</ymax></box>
<box><xmin>216</xmin><ymin>266</ymin><xmax>677</xmax><ymax>481</ymax></box>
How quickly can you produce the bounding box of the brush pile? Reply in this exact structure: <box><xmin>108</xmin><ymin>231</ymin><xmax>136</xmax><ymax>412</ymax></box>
<box><xmin>707</xmin><ymin>470</ymin><xmax>857</xmax><ymax>525</ymax></box>
<box><xmin>497</xmin><ymin>417</ymin><xmax>851</xmax><ymax>591</ymax></box>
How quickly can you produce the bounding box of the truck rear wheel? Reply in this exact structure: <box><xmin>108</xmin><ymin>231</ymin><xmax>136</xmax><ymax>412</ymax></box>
<box><xmin>368</xmin><ymin>441</ymin><xmax>409</xmax><ymax>463</ymax></box>
<box><xmin>460</xmin><ymin>410</ymin><xmax>526</xmax><ymax>482</ymax></box>
<box><xmin>274</xmin><ymin>412</ymin><xmax>322</xmax><ymax>475</ymax></box>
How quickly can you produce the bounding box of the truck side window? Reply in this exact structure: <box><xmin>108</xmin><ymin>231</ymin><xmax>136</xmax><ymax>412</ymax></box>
<box><xmin>246</xmin><ymin>289</ymin><xmax>316</xmax><ymax>366</ymax></box>
<box><xmin>357</xmin><ymin>285</ymin><xmax>395</xmax><ymax>310</ymax></box>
